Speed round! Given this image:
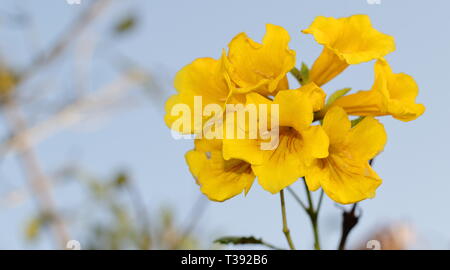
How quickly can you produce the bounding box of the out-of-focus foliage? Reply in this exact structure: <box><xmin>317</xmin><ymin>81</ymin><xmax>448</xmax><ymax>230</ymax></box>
<box><xmin>24</xmin><ymin>169</ymin><xmax>207</xmax><ymax>250</ymax></box>
<box><xmin>290</xmin><ymin>62</ymin><xmax>309</xmax><ymax>86</ymax></box>
<box><xmin>0</xmin><ymin>66</ymin><xmax>18</xmax><ymax>103</ymax></box>
<box><xmin>214</xmin><ymin>236</ymin><xmax>282</xmax><ymax>250</ymax></box>
<box><xmin>113</xmin><ymin>14</ymin><xmax>138</xmax><ymax>36</ymax></box>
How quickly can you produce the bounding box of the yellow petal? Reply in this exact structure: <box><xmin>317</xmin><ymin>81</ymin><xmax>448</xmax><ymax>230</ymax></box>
<box><xmin>303</xmin><ymin>15</ymin><xmax>395</xmax><ymax>86</ymax></box>
<box><xmin>165</xmin><ymin>57</ymin><xmax>229</xmax><ymax>134</ymax></box>
<box><xmin>223</xmin><ymin>135</ymin><xmax>265</xmax><ymax>165</ymax></box>
<box><xmin>377</xmin><ymin>59</ymin><xmax>425</xmax><ymax>121</ymax></box>
<box><xmin>322</xmin><ymin>106</ymin><xmax>351</xmax><ymax>145</ymax></box>
<box><xmin>185</xmin><ymin>150</ymin><xmax>207</xmax><ymax>180</ymax></box>
<box><xmin>296</xmin><ymin>82</ymin><xmax>326</xmax><ymax>111</ymax></box>
<box><xmin>305</xmin><ymin>159</ymin><xmax>328</xmax><ymax>192</ymax></box>
<box><xmin>307</xmin><ymin>47</ymin><xmax>349</xmax><ymax>87</ymax></box>
<box><xmin>319</xmin><ymin>157</ymin><xmax>382</xmax><ymax>204</ymax></box>
<box><xmin>346</xmin><ymin>117</ymin><xmax>387</xmax><ymax>161</ymax></box>
<box><xmin>194</xmin><ymin>137</ymin><xmax>223</xmax><ymax>152</ymax></box>
<box><xmin>330</xmin><ymin>88</ymin><xmax>386</xmax><ymax>116</ymax></box>
<box><xmin>388</xmin><ymin>100</ymin><xmax>425</xmax><ymax>122</ymax></box>
<box><xmin>273</xmin><ymin>90</ymin><xmax>314</xmax><ymax>132</ymax></box>
<box><xmin>301</xmin><ymin>125</ymin><xmax>329</xmax><ymax>160</ymax></box>
<box><xmin>333</xmin><ymin>59</ymin><xmax>425</xmax><ymax>121</ymax></box>
<box><xmin>186</xmin><ymin>146</ymin><xmax>255</xmax><ymax>202</ymax></box>
<box><xmin>253</xmin><ymin>130</ymin><xmax>307</xmax><ymax>194</ymax></box>
<box><xmin>245</xmin><ymin>92</ymin><xmax>273</xmax><ymax>106</ymax></box>
<box><xmin>225</xmin><ymin>24</ymin><xmax>296</xmax><ymax>94</ymax></box>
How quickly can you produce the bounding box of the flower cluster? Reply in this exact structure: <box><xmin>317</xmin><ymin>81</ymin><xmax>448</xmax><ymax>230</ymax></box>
<box><xmin>165</xmin><ymin>15</ymin><xmax>424</xmax><ymax>204</ymax></box>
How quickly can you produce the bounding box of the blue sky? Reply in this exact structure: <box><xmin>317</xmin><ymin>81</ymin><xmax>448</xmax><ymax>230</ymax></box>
<box><xmin>0</xmin><ymin>0</ymin><xmax>449</xmax><ymax>249</ymax></box>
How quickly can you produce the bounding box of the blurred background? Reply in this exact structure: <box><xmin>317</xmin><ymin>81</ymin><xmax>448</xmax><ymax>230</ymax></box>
<box><xmin>0</xmin><ymin>0</ymin><xmax>448</xmax><ymax>250</ymax></box>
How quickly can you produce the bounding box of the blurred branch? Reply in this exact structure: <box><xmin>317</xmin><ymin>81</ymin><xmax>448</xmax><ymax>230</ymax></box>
<box><xmin>0</xmin><ymin>0</ymin><xmax>161</xmax><ymax>250</ymax></box>
<box><xmin>280</xmin><ymin>190</ymin><xmax>296</xmax><ymax>250</ymax></box>
<box><xmin>3</xmin><ymin>100</ymin><xmax>70</xmax><ymax>248</ymax></box>
<box><xmin>21</xmin><ymin>0</ymin><xmax>112</xmax><ymax>82</ymax></box>
<box><xmin>122</xmin><ymin>173</ymin><xmax>152</xmax><ymax>249</ymax></box>
<box><xmin>171</xmin><ymin>195</ymin><xmax>208</xmax><ymax>249</ymax></box>
<box><xmin>0</xmin><ymin>70</ymin><xmax>146</xmax><ymax>156</ymax></box>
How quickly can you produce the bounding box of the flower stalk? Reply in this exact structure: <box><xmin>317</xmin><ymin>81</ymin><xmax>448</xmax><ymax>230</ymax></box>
<box><xmin>280</xmin><ymin>190</ymin><xmax>296</xmax><ymax>250</ymax></box>
<box><xmin>337</xmin><ymin>204</ymin><xmax>359</xmax><ymax>250</ymax></box>
<box><xmin>303</xmin><ymin>180</ymin><xmax>322</xmax><ymax>250</ymax></box>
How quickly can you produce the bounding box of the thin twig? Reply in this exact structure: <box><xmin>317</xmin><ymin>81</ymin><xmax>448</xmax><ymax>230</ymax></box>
<box><xmin>172</xmin><ymin>195</ymin><xmax>209</xmax><ymax>249</ymax></box>
<box><xmin>3</xmin><ymin>100</ymin><xmax>70</xmax><ymax>248</ymax></box>
<box><xmin>125</xmin><ymin>177</ymin><xmax>152</xmax><ymax>250</ymax></box>
<box><xmin>302</xmin><ymin>180</ymin><xmax>321</xmax><ymax>250</ymax></box>
<box><xmin>286</xmin><ymin>187</ymin><xmax>307</xmax><ymax>211</ymax></box>
<box><xmin>338</xmin><ymin>203</ymin><xmax>360</xmax><ymax>250</ymax></box>
<box><xmin>0</xmin><ymin>71</ymin><xmax>144</xmax><ymax>156</ymax></box>
<box><xmin>280</xmin><ymin>190</ymin><xmax>296</xmax><ymax>250</ymax></box>
<box><xmin>303</xmin><ymin>180</ymin><xmax>314</xmax><ymax>210</ymax></box>
<box><xmin>316</xmin><ymin>190</ymin><xmax>324</xmax><ymax>213</ymax></box>
<box><xmin>21</xmin><ymin>0</ymin><xmax>112</xmax><ymax>82</ymax></box>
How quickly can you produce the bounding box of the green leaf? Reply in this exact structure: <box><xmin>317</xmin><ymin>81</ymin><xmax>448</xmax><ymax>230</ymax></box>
<box><xmin>214</xmin><ymin>236</ymin><xmax>283</xmax><ymax>250</ymax></box>
<box><xmin>300</xmin><ymin>62</ymin><xmax>310</xmax><ymax>84</ymax></box>
<box><xmin>114</xmin><ymin>15</ymin><xmax>137</xmax><ymax>35</ymax></box>
<box><xmin>214</xmin><ymin>236</ymin><xmax>263</xmax><ymax>245</ymax></box>
<box><xmin>326</xmin><ymin>88</ymin><xmax>351</xmax><ymax>106</ymax></box>
<box><xmin>351</xmin><ymin>116</ymin><xmax>365</xmax><ymax>127</ymax></box>
<box><xmin>25</xmin><ymin>217</ymin><xmax>42</xmax><ymax>241</ymax></box>
<box><xmin>290</xmin><ymin>62</ymin><xmax>310</xmax><ymax>86</ymax></box>
<box><xmin>114</xmin><ymin>172</ymin><xmax>128</xmax><ymax>187</ymax></box>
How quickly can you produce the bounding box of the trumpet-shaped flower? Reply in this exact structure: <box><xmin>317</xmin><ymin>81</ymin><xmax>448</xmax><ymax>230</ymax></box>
<box><xmin>185</xmin><ymin>138</ymin><xmax>255</xmax><ymax>202</ymax></box>
<box><xmin>332</xmin><ymin>59</ymin><xmax>425</xmax><ymax>121</ymax></box>
<box><xmin>223</xmin><ymin>84</ymin><xmax>329</xmax><ymax>194</ymax></box>
<box><xmin>165</xmin><ymin>24</ymin><xmax>295</xmax><ymax>135</ymax></box>
<box><xmin>224</xmin><ymin>24</ymin><xmax>296</xmax><ymax>94</ymax></box>
<box><xmin>305</xmin><ymin>106</ymin><xmax>387</xmax><ymax>204</ymax></box>
<box><xmin>303</xmin><ymin>15</ymin><xmax>395</xmax><ymax>86</ymax></box>
<box><xmin>164</xmin><ymin>57</ymin><xmax>230</xmax><ymax>134</ymax></box>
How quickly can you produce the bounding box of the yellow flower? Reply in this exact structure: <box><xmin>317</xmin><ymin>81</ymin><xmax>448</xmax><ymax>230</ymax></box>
<box><xmin>185</xmin><ymin>138</ymin><xmax>255</xmax><ymax>202</ymax></box>
<box><xmin>332</xmin><ymin>59</ymin><xmax>425</xmax><ymax>121</ymax></box>
<box><xmin>164</xmin><ymin>57</ymin><xmax>230</xmax><ymax>134</ymax></box>
<box><xmin>223</xmin><ymin>84</ymin><xmax>329</xmax><ymax>194</ymax></box>
<box><xmin>305</xmin><ymin>106</ymin><xmax>387</xmax><ymax>204</ymax></box>
<box><xmin>165</xmin><ymin>24</ymin><xmax>295</xmax><ymax>135</ymax></box>
<box><xmin>223</xmin><ymin>24</ymin><xmax>296</xmax><ymax>94</ymax></box>
<box><xmin>303</xmin><ymin>15</ymin><xmax>395</xmax><ymax>86</ymax></box>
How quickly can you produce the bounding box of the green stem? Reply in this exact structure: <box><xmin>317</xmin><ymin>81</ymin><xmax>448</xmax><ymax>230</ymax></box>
<box><xmin>316</xmin><ymin>190</ymin><xmax>324</xmax><ymax>213</ymax></box>
<box><xmin>311</xmin><ymin>214</ymin><xmax>320</xmax><ymax>250</ymax></box>
<box><xmin>287</xmin><ymin>187</ymin><xmax>307</xmax><ymax>211</ymax></box>
<box><xmin>302</xmin><ymin>180</ymin><xmax>321</xmax><ymax>250</ymax></box>
<box><xmin>303</xmin><ymin>180</ymin><xmax>314</xmax><ymax>209</ymax></box>
<box><xmin>280</xmin><ymin>190</ymin><xmax>296</xmax><ymax>250</ymax></box>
